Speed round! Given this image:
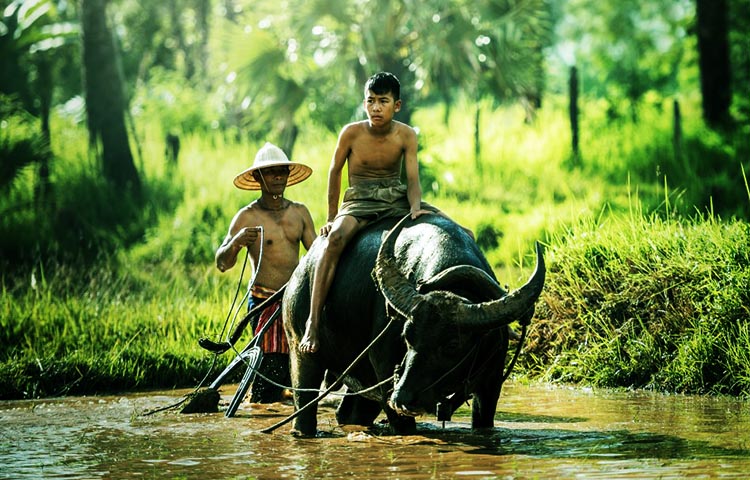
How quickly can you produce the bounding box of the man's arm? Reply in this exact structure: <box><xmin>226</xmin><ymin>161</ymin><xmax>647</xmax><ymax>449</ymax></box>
<box><xmin>299</xmin><ymin>205</ymin><xmax>316</xmax><ymax>250</ymax></box>
<box><xmin>215</xmin><ymin>209</ymin><xmax>259</xmax><ymax>272</ymax></box>
<box><xmin>402</xmin><ymin>126</ymin><xmax>427</xmax><ymax>219</ymax></box>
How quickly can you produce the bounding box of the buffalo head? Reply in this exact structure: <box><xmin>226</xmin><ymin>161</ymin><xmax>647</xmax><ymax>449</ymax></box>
<box><xmin>372</xmin><ymin>215</ymin><xmax>545</xmax><ymax>419</ymax></box>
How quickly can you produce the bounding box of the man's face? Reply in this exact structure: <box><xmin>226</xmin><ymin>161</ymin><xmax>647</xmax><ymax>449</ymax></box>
<box><xmin>254</xmin><ymin>166</ymin><xmax>290</xmax><ymax>193</ymax></box>
<box><xmin>363</xmin><ymin>89</ymin><xmax>401</xmax><ymax>127</ymax></box>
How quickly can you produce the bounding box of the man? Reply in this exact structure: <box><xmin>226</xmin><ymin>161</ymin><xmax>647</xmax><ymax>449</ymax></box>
<box><xmin>216</xmin><ymin>142</ymin><xmax>316</xmax><ymax>402</ymax></box>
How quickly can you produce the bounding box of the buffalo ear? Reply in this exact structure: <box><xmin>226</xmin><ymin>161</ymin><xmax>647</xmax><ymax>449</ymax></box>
<box><xmin>417</xmin><ymin>264</ymin><xmax>506</xmax><ymax>300</ymax></box>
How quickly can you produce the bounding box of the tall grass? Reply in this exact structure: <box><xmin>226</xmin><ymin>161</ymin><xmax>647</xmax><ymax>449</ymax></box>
<box><xmin>522</xmin><ymin>206</ymin><xmax>750</xmax><ymax>395</ymax></box>
<box><xmin>1</xmin><ymin>91</ymin><xmax>748</xmax><ymax>398</ymax></box>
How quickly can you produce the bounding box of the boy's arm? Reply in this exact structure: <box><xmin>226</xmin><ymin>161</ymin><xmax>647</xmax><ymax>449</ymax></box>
<box><xmin>327</xmin><ymin>161</ymin><xmax>343</xmax><ymax>222</ymax></box>
<box><xmin>323</xmin><ymin>126</ymin><xmax>353</xmax><ymax>230</ymax></box>
<box><xmin>403</xmin><ymin>126</ymin><xmax>428</xmax><ymax>219</ymax></box>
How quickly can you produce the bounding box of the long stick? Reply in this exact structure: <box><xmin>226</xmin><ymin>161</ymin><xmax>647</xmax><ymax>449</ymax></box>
<box><xmin>225</xmin><ymin>303</ymin><xmax>283</xmax><ymax>417</ymax></box>
<box><xmin>199</xmin><ymin>284</ymin><xmax>287</xmax><ymax>353</ymax></box>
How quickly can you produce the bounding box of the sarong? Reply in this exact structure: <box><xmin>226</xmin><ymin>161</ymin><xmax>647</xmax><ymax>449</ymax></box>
<box><xmin>335</xmin><ymin>178</ymin><xmax>439</xmax><ymax>222</ymax></box>
<box><xmin>250</xmin><ymin>285</ymin><xmax>288</xmax><ymax>354</ymax></box>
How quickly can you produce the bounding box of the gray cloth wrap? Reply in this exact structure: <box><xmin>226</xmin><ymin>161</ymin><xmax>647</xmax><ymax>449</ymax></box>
<box><xmin>335</xmin><ymin>178</ymin><xmax>438</xmax><ymax>222</ymax></box>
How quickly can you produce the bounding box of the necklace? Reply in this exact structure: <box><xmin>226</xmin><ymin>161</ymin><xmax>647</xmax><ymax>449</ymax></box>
<box><xmin>258</xmin><ymin>197</ymin><xmax>288</xmax><ymax>211</ymax></box>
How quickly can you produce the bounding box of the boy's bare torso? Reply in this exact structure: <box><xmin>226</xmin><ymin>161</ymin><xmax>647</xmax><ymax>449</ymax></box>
<box><xmin>344</xmin><ymin>120</ymin><xmax>413</xmax><ymax>184</ymax></box>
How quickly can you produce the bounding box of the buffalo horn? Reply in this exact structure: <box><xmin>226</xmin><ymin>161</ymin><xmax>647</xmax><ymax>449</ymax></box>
<box><xmin>373</xmin><ymin>214</ymin><xmax>424</xmax><ymax>318</ymax></box>
<box><xmin>454</xmin><ymin>242</ymin><xmax>546</xmax><ymax>329</ymax></box>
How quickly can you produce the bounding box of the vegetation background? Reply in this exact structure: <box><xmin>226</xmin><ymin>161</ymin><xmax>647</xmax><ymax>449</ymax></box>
<box><xmin>1</xmin><ymin>0</ymin><xmax>748</xmax><ymax>400</ymax></box>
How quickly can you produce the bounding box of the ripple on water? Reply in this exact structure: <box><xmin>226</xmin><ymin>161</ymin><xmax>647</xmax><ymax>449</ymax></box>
<box><xmin>1</xmin><ymin>384</ymin><xmax>750</xmax><ymax>479</ymax></box>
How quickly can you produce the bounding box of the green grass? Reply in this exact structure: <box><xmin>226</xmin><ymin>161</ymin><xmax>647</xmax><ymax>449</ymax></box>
<box><xmin>522</xmin><ymin>209</ymin><xmax>750</xmax><ymax>395</ymax></box>
<box><xmin>1</xmin><ymin>92</ymin><xmax>749</xmax><ymax>399</ymax></box>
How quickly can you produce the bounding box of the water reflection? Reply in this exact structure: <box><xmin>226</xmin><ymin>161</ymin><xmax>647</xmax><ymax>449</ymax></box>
<box><xmin>1</xmin><ymin>382</ymin><xmax>749</xmax><ymax>479</ymax></box>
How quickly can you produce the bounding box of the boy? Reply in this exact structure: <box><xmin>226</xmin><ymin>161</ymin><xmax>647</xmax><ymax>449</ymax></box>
<box><xmin>300</xmin><ymin>72</ymin><xmax>448</xmax><ymax>354</ymax></box>
<box><xmin>216</xmin><ymin>142</ymin><xmax>316</xmax><ymax>402</ymax></box>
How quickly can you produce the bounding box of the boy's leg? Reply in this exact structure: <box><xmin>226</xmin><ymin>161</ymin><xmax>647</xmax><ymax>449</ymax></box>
<box><xmin>300</xmin><ymin>215</ymin><xmax>363</xmax><ymax>353</ymax></box>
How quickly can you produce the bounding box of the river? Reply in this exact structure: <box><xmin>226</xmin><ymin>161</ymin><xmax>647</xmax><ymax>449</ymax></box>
<box><xmin>1</xmin><ymin>382</ymin><xmax>749</xmax><ymax>479</ymax></box>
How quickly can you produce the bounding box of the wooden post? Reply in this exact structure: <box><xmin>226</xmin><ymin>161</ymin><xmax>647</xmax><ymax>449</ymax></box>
<box><xmin>569</xmin><ymin>66</ymin><xmax>580</xmax><ymax>166</ymax></box>
<box><xmin>673</xmin><ymin>99</ymin><xmax>682</xmax><ymax>164</ymax></box>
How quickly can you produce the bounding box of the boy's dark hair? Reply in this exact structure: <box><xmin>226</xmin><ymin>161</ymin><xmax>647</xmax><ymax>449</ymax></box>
<box><xmin>364</xmin><ymin>72</ymin><xmax>400</xmax><ymax>100</ymax></box>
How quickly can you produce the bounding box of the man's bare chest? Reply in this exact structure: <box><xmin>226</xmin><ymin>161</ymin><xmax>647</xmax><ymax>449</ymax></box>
<box><xmin>255</xmin><ymin>212</ymin><xmax>302</xmax><ymax>246</ymax></box>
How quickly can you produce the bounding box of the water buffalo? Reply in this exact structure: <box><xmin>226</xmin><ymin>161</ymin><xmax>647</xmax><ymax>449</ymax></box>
<box><xmin>282</xmin><ymin>214</ymin><xmax>545</xmax><ymax>437</ymax></box>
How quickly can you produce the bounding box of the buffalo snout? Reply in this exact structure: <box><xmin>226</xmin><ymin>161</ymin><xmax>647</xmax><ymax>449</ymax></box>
<box><xmin>388</xmin><ymin>388</ymin><xmax>426</xmax><ymax>417</ymax></box>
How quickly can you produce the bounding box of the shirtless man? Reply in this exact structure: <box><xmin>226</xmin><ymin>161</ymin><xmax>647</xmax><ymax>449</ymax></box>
<box><xmin>216</xmin><ymin>142</ymin><xmax>316</xmax><ymax>402</ymax></box>
<box><xmin>299</xmin><ymin>72</ymin><xmax>447</xmax><ymax>354</ymax></box>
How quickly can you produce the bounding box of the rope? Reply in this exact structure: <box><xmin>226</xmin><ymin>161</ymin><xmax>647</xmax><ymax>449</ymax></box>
<box><xmin>231</xmin><ymin>348</ymin><xmax>395</xmax><ymax>397</ymax></box>
<box><xmin>501</xmin><ymin>324</ymin><xmax>528</xmax><ymax>383</ymax></box>
<box><xmin>141</xmin><ymin>355</ymin><xmax>219</xmax><ymax>416</ymax></box>
<box><xmin>225</xmin><ymin>227</ymin><xmax>264</xmax><ymax>342</ymax></box>
<box><xmin>412</xmin><ymin>323</ymin><xmax>528</xmax><ymax>409</ymax></box>
<box><xmin>143</xmin><ymin>230</ymin><xmax>264</xmax><ymax>416</ymax></box>
<box><xmin>260</xmin><ymin>317</ymin><xmax>396</xmax><ymax>434</ymax></box>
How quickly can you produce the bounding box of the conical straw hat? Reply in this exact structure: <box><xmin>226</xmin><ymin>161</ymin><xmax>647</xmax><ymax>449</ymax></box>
<box><xmin>233</xmin><ymin>142</ymin><xmax>313</xmax><ymax>190</ymax></box>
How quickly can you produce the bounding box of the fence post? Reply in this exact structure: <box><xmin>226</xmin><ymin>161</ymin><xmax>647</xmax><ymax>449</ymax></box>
<box><xmin>673</xmin><ymin>99</ymin><xmax>682</xmax><ymax>163</ymax></box>
<box><xmin>569</xmin><ymin>66</ymin><xmax>580</xmax><ymax>166</ymax></box>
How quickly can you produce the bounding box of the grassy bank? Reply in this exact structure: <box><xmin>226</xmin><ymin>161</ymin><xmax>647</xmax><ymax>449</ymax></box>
<box><xmin>523</xmin><ymin>211</ymin><xmax>750</xmax><ymax>395</ymax></box>
<box><xmin>1</xmin><ymin>95</ymin><xmax>749</xmax><ymax>399</ymax></box>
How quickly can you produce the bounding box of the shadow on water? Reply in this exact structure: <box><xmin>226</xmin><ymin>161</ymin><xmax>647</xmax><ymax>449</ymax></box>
<box><xmin>495</xmin><ymin>410</ymin><xmax>588</xmax><ymax>424</ymax></box>
<box><xmin>394</xmin><ymin>403</ymin><xmax>750</xmax><ymax>460</ymax></box>
<box><xmin>415</xmin><ymin>423</ymin><xmax>750</xmax><ymax>460</ymax></box>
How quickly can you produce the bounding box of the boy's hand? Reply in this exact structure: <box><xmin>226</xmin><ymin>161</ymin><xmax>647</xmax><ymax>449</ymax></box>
<box><xmin>410</xmin><ymin>209</ymin><xmax>432</xmax><ymax>220</ymax></box>
<box><xmin>319</xmin><ymin>222</ymin><xmax>333</xmax><ymax>236</ymax></box>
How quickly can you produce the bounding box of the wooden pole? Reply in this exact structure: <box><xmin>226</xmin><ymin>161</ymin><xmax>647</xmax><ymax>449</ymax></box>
<box><xmin>569</xmin><ymin>66</ymin><xmax>580</xmax><ymax>166</ymax></box>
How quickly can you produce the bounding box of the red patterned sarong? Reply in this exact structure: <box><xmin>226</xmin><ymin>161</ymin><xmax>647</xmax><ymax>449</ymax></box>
<box><xmin>251</xmin><ymin>286</ymin><xmax>288</xmax><ymax>354</ymax></box>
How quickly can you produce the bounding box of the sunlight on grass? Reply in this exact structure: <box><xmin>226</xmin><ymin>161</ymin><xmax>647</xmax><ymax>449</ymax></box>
<box><xmin>3</xmin><ymin>92</ymin><xmax>749</xmax><ymax>398</ymax></box>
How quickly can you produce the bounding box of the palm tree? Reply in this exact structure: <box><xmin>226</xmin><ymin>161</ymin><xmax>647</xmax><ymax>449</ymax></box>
<box><xmin>81</xmin><ymin>0</ymin><xmax>140</xmax><ymax>193</ymax></box>
<box><xmin>218</xmin><ymin>0</ymin><xmax>553</xmax><ymax>157</ymax></box>
<box><xmin>0</xmin><ymin>0</ymin><xmax>78</xmax><ymax>193</ymax></box>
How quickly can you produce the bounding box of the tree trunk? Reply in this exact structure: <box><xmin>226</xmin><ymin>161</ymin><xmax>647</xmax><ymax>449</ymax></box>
<box><xmin>696</xmin><ymin>0</ymin><xmax>733</xmax><ymax>129</ymax></box>
<box><xmin>36</xmin><ymin>54</ymin><xmax>53</xmax><ymax>202</ymax></box>
<box><xmin>168</xmin><ymin>0</ymin><xmax>195</xmax><ymax>80</ymax></box>
<box><xmin>280</xmin><ymin>123</ymin><xmax>299</xmax><ymax>160</ymax></box>
<box><xmin>223</xmin><ymin>0</ymin><xmax>237</xmax><ymax>22</ymax></box>
<box><xmin>196</xmin><ymin>0</ymin><xmax>211</xmax><ymax>90</ymax></box>
<box><xmin>80</xmin><ymin>0</ymin><xmax>140</xmax><ymax>193</ymax></box>
<box><xmin>474</xmin><ymin>102</ymin><xmax>482</xmax><ymax>173</ymax></box>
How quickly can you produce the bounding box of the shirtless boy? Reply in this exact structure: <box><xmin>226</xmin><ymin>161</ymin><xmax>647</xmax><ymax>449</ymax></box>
<box><xmin>299</xmin><ymin>72</ymin><xmax>444</xmax><ymax>354</ymax></box>
<box><xmin>216</xmin><ymin>142</ymin><xmax>316</xmax><ymax>402</ymax></box>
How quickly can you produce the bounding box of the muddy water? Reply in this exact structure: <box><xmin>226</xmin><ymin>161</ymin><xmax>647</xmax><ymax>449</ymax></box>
<box><xmin>1</xmin><ymin>382</ymin><xmax>749</xmax><ymax>479</ymax></box>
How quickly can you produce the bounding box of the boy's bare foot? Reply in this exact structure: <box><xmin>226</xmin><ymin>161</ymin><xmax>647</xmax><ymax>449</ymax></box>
<box><xmin>299</xmin><ymin>320</ymin><xmax>319</xmax><ymax>353</ymax></box>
